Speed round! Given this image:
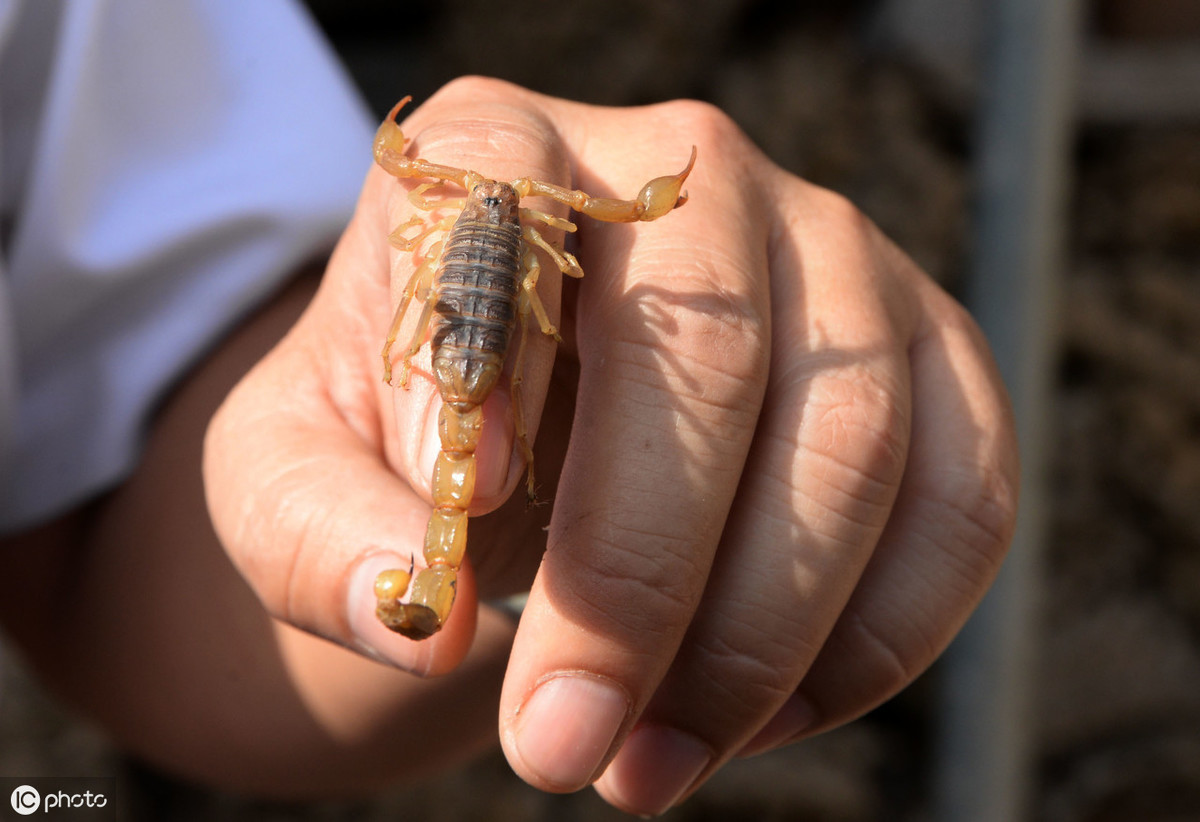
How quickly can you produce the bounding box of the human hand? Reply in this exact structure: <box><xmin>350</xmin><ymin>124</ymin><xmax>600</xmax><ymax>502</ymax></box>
<box><xmin>204</xmin><ymin>76</ymin><xmax>1018</xmax><ymax>816</ymax></box>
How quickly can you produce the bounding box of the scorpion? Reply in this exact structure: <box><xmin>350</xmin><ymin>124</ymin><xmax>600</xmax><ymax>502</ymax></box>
<box><xmin>371</xmin><ymin>97</ymin><xmax>696</xmax><ymax>640</ymax></box>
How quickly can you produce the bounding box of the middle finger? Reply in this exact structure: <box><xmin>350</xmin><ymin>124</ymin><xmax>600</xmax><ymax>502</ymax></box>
<box><xmin>498</xmin><ymin>100</ymin><xmax>773</xmax><ymax>796</ymax></box>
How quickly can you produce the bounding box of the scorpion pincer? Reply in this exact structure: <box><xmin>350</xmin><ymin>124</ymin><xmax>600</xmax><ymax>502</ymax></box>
<box><xmin>371</xmin><ymin>97</ymin><xmax>696</xmax><ymax>640</ymax></box>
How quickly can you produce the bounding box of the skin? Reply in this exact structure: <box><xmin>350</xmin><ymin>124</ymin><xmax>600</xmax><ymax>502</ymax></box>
<box><xmin>0</xmin><ymin>270</ymin><xmax>516</xmax><ymax>794</ymax></box>
<box><xmin>2</xmin><ymin>77</ymin><xmax>1018</xmax><ymax>817</ymax></box>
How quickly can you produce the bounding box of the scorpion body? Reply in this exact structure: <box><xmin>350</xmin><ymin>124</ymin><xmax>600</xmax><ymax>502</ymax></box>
<box><xmin>430</xmin><ymin>181</ymin><xmax>524</xmax><ymax>409</ymax></box>
<box><xmin>375</xmin><ymin>183</ymin><xmax>523</xmax><ymax>639</ymax></box>
<box><xmin>371</xmin><ymin>97</ymin><xmax>695</xmax><ymax>640</ymax></box>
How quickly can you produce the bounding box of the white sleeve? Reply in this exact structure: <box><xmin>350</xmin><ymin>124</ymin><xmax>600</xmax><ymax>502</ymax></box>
<box><xmin>0</xmin><ymin>0</ymin><xmax>374</xmax><ymax>531</ymax></box>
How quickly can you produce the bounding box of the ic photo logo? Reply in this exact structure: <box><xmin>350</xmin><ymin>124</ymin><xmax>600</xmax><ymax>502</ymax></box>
<box><xmin>5</xmin><ymin>781</ymin><xmax>111</xmax><ymax>818</ymax></box>
<box><xmin>9</xmin><ymin>786</ymin><xmax>39</xmax><ymax>815</ymax></box>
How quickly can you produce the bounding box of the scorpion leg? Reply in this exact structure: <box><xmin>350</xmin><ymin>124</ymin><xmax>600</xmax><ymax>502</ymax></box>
<box><xmin>408</xmin><ymin>183</ymin><xmax>464</xmax><ymax>214</ymax></box>
<box><xmin>513</xmin><ymin>145</ymin><xmax>696</xmax><ymax>223</ymax></box>
<box><xmin>389</xmin><ymin>213</ymin><xmax>454</xmax><ymax>254</ymax></box>
<box><xmin>517</xmin><ymin>231</ymin><xmax>571</xmax><ymax>339</ymax></box>
<box><xmin>506</xmin><ymin>219</ymin><xmax>589</xmax><ymax>502</ymax></box>
<box><xmin>509</xmin><ymin>248</ymin><xmax>550</xmax><ymax>503</ymax></box>
<box><xmin>394</xmin><ymin>290</ymin><xmax>438</xmax><ymax>389</ymax></box>
<box><xmin>386</xmin><ymin>215</ymin><xmax>426</xmax><ymax>250</ymax></box>
<box><xmin>518</xmin><ymin>206</ymin><xmax>577</xmax><ymax>235</ymax></box>
<box><xmin>511</xmin><ymin>301</ymin><xmax>537</xmax><ymax>502</ymax></box>
<box><xmin>520</xmin><ymin>214</ymin><xmax>583</xmax><ymax>280</ymax></box>
<box><xmin>381</xmin><ymin>241</ymin><xmax>441</xmax><ymax>385</ymax></box>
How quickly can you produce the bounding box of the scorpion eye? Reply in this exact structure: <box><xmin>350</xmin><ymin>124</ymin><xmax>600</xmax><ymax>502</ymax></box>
<box><xmin>483</xmin><ymin>195</ymin><xmax>502</xmax><ymax>208</ymax></box>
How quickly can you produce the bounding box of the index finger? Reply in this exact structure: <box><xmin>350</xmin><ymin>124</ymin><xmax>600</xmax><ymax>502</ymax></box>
<box><xmin>498</xmin><ymin>100</ymin><xmax>774</xmax><ymax>792</ymax></box>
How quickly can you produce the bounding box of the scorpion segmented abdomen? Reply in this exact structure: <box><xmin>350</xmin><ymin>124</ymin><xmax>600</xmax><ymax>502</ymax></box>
<box><xmin>429</xmin><ymin>183</ymin><xmax>524</xmax><ymax>407</ymax></box>
<box><xmin>433</xmin><ymin>221</ymin><xmax>521</xmax><ymax>348</ymax></box>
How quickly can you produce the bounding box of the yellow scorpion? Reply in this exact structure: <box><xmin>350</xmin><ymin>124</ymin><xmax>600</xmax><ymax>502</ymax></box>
<box><xmin>372</xmin><ymin>97</ymin><xmax>695</xmax><ymax>640</ymax></box>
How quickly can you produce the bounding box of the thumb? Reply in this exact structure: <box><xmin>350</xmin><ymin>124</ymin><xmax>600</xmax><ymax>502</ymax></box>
<box><xmin>353</xmin><ymin>78</ymin><xmax>581</xmax><ymax>644</ymax></box>
<box><xmin>202</xmin><ymin>228</ymin><xmax>480</xmax><ymax>677</ymax></box>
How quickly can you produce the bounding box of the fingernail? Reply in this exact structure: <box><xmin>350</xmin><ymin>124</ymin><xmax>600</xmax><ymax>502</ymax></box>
<box><xmin>417</xmin><ymin>395</ymin><xmax>444</xmax><ymax>490</ymax></box>
<box><xmin>598</xmin><ymin>724</ymin><xmax>712</xmax><ymax>817</ymax></box>
<box><xmin>474</xmin><ymin>390</ymin><xmax>515</xmax><ymax>500</ymax></box>
<box><xmin>514</xmin><ymin>674</ymin><xmax>629</xmax><ymax>791</ymax></box>
<box><xmin>736</xmin><ymin>693</ymin><xmax>819</xmax><ymax>758</ymax></box>
<box><xmin>419</xmin><ymin>393</ymin><xmax>511</xmax><ymax>502</ymax></box>
<box><xmin>346</xmin><ymin>550</ymin><xmax>433</xmax><ymax>675</ymax></box>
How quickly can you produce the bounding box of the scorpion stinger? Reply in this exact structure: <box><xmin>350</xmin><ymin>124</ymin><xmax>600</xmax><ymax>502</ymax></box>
<box><xmin>372</xmin><ymin>97</ymin><xmax>695</xmax><ymax>640</ymax></box>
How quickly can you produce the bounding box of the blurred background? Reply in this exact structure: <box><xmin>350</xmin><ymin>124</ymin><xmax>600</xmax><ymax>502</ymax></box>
<box><xmin>3</xmin><ymin>0</ymin><xmax>1199</xmax><ymax>819</ymax></box>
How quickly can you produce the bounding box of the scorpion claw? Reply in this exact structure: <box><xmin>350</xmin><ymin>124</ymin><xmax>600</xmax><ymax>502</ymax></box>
<box><xmin>373</xmin><ymin>96</ymin><xmax>412</xmax><ymax>162</ymax></box>
<box><xmin>635</xmin><ymin>145</ymin><xmax>697</xmax><ymax>221</ymax></box>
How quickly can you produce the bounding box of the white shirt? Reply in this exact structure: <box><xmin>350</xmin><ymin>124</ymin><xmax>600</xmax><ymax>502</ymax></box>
<box><xmin>0</xmin><ymin>0</ymin><xmax>373</xmax><ymax>531</ymax></box>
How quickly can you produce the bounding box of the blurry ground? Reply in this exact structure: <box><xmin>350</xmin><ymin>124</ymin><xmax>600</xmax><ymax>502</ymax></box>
<box><xmin>3</xmin><ymin>0</ymin><xmax>1200</xmax><ymax>819</ymax></box>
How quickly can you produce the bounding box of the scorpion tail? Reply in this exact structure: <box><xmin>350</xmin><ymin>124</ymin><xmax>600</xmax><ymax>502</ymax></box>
<box><xmin>375</xmin><ymin>556</ymin><xmax>453</xmax><ymax>641</ymax></box>
<box><xmin>375</xmin><ymin>403</ymin><xmax>478</xmax><ymax>640</ymax></box>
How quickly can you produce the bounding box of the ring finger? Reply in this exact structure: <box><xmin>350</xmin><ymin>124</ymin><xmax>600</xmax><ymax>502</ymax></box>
<box><xmin>594</xmin><ymin>180</ymin><xmax>918</xmax><ymax>815</ymax></box>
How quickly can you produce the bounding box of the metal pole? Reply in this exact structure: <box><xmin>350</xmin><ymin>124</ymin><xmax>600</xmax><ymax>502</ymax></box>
<box><xmin>933</xmin><ymin>1</ymin><xmax>1083</xmax><ymax>820</ymax></box>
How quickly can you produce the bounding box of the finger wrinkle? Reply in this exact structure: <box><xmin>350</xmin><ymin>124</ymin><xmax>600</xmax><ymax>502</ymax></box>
<box><xmin>854</xmin><ymin>605</ymin><xmax>940</xmax><ymax>686</ymax></box>
<box><xmin>833</xmin><ymin>609</ymin><xmax>919</xmax><ymax>694</ymax></box>
<box><xmin>548</xmin><ymin>528</ymin><xmax>709</xmax><ymax>634</ymax></box>
<box><xmin>552</xmin><ymin>556</ymin><xmax>700</xmax><ymax>641</ymax></box>
<box><xmin>936</xmin><ymin>475</ymin><xmax>1016</xmax><ymax>568</ymax></box>
<box><xmin>794</xmin><ymin>505</ymin><xmax>886</xmax><ymax>560</ymax></box>
<box><xmin>795</xmin><ymin>439</ymin><xmax>902</xmax><ymax>508</ymax></box>
<box><xmin>903</xmin><ymin>486</ymin><xmax>1012</xmax><ymax>594</ymax></box>
<box><xmin>571</xmin><ymin>515</ymin><xmax>706</xmax><ymax>571</ymax></box>
<box><xmin>690</xmin><ymin>605</ymin><xmax>817</xmax><ymax>689</ymax></box>
<box><xmin>882</xmin><ymin>526</ymin><xmax>981</xmax><ymax>609</ymax></box>
<box><xmin>681</xmin><ymin>633</ymin><xmax>796</xmax><ymax>716</ymax></box>
<box><xmin>624</xmin><ymin>239</ymin><xmax>769</xmax><ymax>313</ymax></box>
<box><xmin>599</xmin><ymin>338</ymin><xmax>765</xmax><ymax>429</ymax></box>
<box><xmin>600</xmin><ymin>287</ymin><xmax>765</xmax><ymax>349</ymax></box>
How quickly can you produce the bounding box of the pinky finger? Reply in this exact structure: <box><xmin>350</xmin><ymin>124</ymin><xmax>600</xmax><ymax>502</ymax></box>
<box><xmin>750</xmin><ymin>291</ymin><xmax>1019</xmax><ymax>748</ymax></box>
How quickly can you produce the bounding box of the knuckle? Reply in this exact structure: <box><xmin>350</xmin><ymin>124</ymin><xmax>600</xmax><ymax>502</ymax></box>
<box><xmin>836</xmin><ymin>608</ymin><xmax>926</xmax><ymax>697</ymax></box>
<box><xmin>922</xmin><ymin>305</ymin><xmax>1020</xmax><ymax>576</ymax></box>
<box><xmin>414</xmin><ymin>115</ymin><xmax>558</xmax><ymax>169</ymax></box>
<box><xmin>652</xmin><ymin>98</ymin><xmax>754</xmax><ymax>157</ymax></box>
<box><xmin>433</xmin><ymin>74</ymin><xmax>514</xmax><ymax>101</ymax></box>
<box><xmin>802</xmin><ymin>366</ymin><xmax>909</xmax><ymax>515</ymax></box>
<box><xmin>785</xmin><ymin>366</ymin><xmax>909</xmax><ymax>548</ymax></box>
<box><xmin>806</xmin><ymin>184</ymin><xmax>870</xmax><ymax>231</ymax></box>
<box><xmin>601</xmin><ymin>257</ymin><xmax>771</xmax><ymax>418</ymax></box>
<box><xmin>789</xmin><ymin>183</ymin><xmax>893</xmax><ymax>264</ymax></box>
<box><xmin>936</xmin><ymin>452</ymin><xmax>1020</xmax><ymax>580</ymax></box>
